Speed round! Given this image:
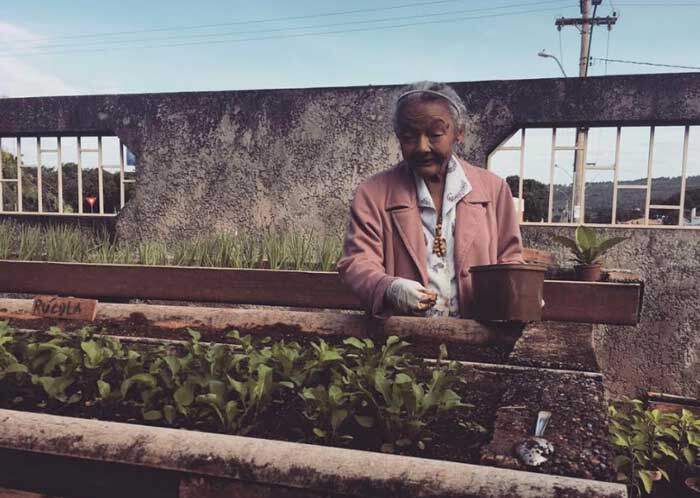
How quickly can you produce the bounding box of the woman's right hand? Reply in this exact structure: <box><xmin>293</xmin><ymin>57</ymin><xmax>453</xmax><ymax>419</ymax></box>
<box><xmin>385</xmin><ymin>278</ymin><xmax>437</xmax><ymax>314</ymax></box>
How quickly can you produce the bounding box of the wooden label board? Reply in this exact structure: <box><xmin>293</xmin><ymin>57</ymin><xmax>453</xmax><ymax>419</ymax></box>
<box><xmin>32</xmin><ymin>295</ymin><xmax>98</xmax><ymax>321</ymax></box>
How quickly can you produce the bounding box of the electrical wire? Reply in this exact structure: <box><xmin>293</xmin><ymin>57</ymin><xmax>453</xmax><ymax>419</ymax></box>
<box><xmin>0</xmin><ymin>0</ymin><xmax>572</xmax><ymax>49</ymax></box>
<box><xmin>1</xmin><ymin>0</ymin><xmax>575</xmax><ymax>53</ymax></box>
<box><xmin>590</xmin><ymin>57</ymin><xmax>700</xmax><ymax>70</ymax></box>
<box><xmin>0</xmin><ymin>5</ymin><xmax>579</xmax><ymax>58</ymax></box>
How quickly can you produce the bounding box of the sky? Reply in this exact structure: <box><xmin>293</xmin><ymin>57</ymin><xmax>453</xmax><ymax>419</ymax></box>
<box><xmin>0</xmin><ymin>0</ymin><xmax>698</xmax><ymax>211</ymax></box>
<box><xmin>0</xmin><ymin>0</ymin><xmax>698</xmax><ymax>96</ymax></box>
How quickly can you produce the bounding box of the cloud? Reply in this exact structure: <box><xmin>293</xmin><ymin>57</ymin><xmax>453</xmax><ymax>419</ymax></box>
<box><xmin>0</xmin><ymin>21</ymin><xmax>79</xmax><ymax>97</ymax></box>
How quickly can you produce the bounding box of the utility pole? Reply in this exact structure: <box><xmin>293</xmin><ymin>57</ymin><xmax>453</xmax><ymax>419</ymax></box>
<box><xmin>555</xmin><ymin>0</ymin><xmax>617</xmax><ymax>223</ymax></box>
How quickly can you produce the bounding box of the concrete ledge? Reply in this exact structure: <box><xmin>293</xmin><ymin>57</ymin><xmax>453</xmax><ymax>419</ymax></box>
<box><xmin>0</xmin><ymin>409</ymin><xmax>627</xmax><ymax>498</ymax></box>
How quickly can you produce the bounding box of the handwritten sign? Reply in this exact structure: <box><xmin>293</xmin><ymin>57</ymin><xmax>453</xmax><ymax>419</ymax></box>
<box><xmin>32</xmin><ymin>295</ymin><xmax>98</xmax><ymax>321</ymax></box>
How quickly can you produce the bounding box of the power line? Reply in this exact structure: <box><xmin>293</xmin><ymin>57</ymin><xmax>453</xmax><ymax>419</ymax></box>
<box><xmin>2</xmin><ymin>0</ymin><xmax>574</xmax><ymax>53</ymax></box>
<box><xmin>0</xmin><ymin>0</ymin><xmax>571</xmax><ymax>48</ymax></box>
<box><xmin>614</xmin><ymin>2</ymin><xmax>700</xmax><ymax>5</ymax></box>
<box><xmin>0</xmin><ymin>5</ymin><xmax>578</xmax><ymax>59</ymax></box>
<box><xmin>590</xmin><ymin>57</ymin><xmax>700</xmax><ymax>70</ymax></box>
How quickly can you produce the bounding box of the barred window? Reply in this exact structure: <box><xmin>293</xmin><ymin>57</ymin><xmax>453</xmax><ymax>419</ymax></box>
<box><xmin>0</xmin><ymin>135</ymin><xmax>136</xmax><ymax>216</ymax></box>
<box><xmin>487</xmin><ymin>126</ymin><xmax>700</xmax><ymax>227</ymax></box>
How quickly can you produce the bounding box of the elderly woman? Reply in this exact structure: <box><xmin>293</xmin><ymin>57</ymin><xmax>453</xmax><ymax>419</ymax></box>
<box><xmin>337</xmin><ymin>81</ymin><xmax>523</xmax><ymax>318</ymax></box>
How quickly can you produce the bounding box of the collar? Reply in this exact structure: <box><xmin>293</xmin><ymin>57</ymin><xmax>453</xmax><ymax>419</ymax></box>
<box><xmin>386</xmin><ymin>156</ymin><xmax>488</xmax><ymax>210</ymax></box>
<box><xmin>413</xmin><ymin>155</ymin><xmax>472</xmax><ymax>215</ymax></box>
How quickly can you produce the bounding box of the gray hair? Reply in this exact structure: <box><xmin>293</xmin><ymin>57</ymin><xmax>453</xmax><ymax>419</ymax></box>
<box><xmin>392</xmin><ymin>81</ymin><xmax>467</xmax><ymax>134</ymax></box>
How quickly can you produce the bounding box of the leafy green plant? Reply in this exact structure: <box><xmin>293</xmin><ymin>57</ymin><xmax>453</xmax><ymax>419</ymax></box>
<box><xmin>137</xmin><ymin>241</ymin><xmax>168</xmax><ymax>266</ymax></box>
<box><xmin>552</xmin><ymin>226</ymin><xmax>627</xmax><ymax>266</ymax></box>
<box><xmin>0</xmin><ymin>324</ymin><xmax>471</xmax><ymax>457</ymax></box>
<box><xmin>44</xmin><ymin>224</ymin><xmax>89</xmax><ymax>262</ymax></box>
<box><xmin>18</xmin><ymin>225</ymin><xmax>42</xmax><ymax>261</ymax></box>
<box><xmin>0</xmin><ymin>221</ymin><xmax>15</xmax><ymax>259</ymax></box>
<box><xmin>316</xmin><ymin>235</ymin><xmax>343</xmax><ymax>272</ymax></box>
<box><xmin>287</xmin><ymin>231</ymin><xmax>314</xmax><ymax>270</ymax></box>
<box><xmin>609</xmin><ymin>398</ymin><xmax>700</xmax><ymax>496</ymax></box>
<box><xmin>262</xmin><ymin>230</ymin><xmax>288</xmax><ymax>270</ymax></box>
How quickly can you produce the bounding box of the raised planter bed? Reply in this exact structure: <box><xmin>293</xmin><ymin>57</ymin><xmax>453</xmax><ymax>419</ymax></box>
<box><xmin>0</xmin><ymin>318</ymin><xmax>626</xmax><ymax>498</ymax></box>
<box><xmin>0</xmin><ymin>260</ymin><xmax>643</xmax><ymax>325</ymax></box>
<box><xmin>0</xmin><ymin>408</ymin><xmax>627</xmax><ymax>498</ymax></box>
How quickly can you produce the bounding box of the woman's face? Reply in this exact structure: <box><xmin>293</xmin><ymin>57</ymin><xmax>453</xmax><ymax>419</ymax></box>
<box><xmin>395</xmin><ymin>98</ymin><xmax>463</xmax><ymax>179</ymax></box>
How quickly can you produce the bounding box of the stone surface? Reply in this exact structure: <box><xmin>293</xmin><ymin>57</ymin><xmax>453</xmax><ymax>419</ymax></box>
<box><xmin>522</xmin><ymin>225</ymin><xmax>700</xmax><ymax>399</ymax></box>
<box><xmin>0</xmin><ymin>73</ymin><xmax>698</xmax><ymax>241</ymax></box>
<box><xmin>0</xmin><ymin>72</ymin><xmax>697</xmax><ymax>399</ymax></box>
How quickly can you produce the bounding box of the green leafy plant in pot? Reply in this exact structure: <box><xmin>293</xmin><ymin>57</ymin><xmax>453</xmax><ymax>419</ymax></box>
<box><xmin>552</xmin><ymin>226</ymin><xmax>627</xmax><ymax>281</ymax></box>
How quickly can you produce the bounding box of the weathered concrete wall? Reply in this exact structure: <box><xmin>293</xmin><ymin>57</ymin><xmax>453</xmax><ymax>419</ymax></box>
<box><xmin>522</xmin><ymin>225</ymin><xmax>699</xmax><ymax>399</ymax></box>
<box><xmin>0</xmin><ymin>72</ymin><xmax>698</xmax><ymax>240</ymax></box>
<box><xmin>0</xmin><ymin>72</ymin><xmax>698</xmax><ymax>398</ymax></box>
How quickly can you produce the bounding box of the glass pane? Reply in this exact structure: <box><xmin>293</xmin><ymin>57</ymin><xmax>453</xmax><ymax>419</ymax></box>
<box><xmin>683</xmin><ymin>126</ymin><xmax>700</xmax><ymax>225</ymax></box>
<box><xmin>552</xmin><ymin>150</ymin><xmax>575</xmax><ymax>222</ymax></box>
<box><xmin>2</xmin><ymin>182</ymin><xmax>17</xmax><ymax>211</ymax></box>
<box><xmin>80</xmin><ymin>136</ymin><xmax>98</xmax><ymax>149</ymax></box>
<box><xmin>555</xmin><ymin>128</ymin><xmax>577</xmax><ymax>147</ymax></box>
<box><xmin>40</xmin><ymin>137</ymin><xmax>58</xmax><ymax>149</ymax></box>
<box><xmin>41</xmin><ymin>151</ymin><xmax>59</xmax><ymax>212</ymax></box>
<box><xmin>649</xmin><ymin>208</ymin><xmax>679</xmax><ymax>226</ymax></box>
<box><xmin>651</xmin><ymin>126</ymin><xmax>685</xmax><ymax>205</ymax></box>
<box><xmin>585</xmin><ymin>170</ymin><xmax>614</xmax><ymax>224</ymax></box>
<box><xmin>61</xmin><ymin>162</ymin><xmax>79</xmax><ymax>213</ymax></box>
<box><xmin>618</xmin><ymin>127</ymin><xmax>651</xmax><ymax>186</ymax></box>
<box><xmin>20</xmin><ymin>137</ymin><xmax>38</xmax><ymax>166</ymax></box>
<box><xmin>522</xmin><ymin>128</ymin><xmax>551</xmax><ymax>222</ymax></box>
<box><xmin>501</xmin><ymin>130</ymin><xmax>522</xmax><ymax>148</ymax></box>
<box><xmin>489</xmin><ymin>150</ymin><xmax>520</xmax><ymax>210</ymax></box>
<box><xmin>103</xmin><ymin>169</ymin><xmax>120</xmax><ymax>214</ymax></box>
<box><xmin>615</xmin><ymin>189</ymin><xmax>646</xmax><ymax>224</ymax></box>
<box><xmin>101</xmin><ymin>137</ymin><xmax>121</xmax><ymax>166</ymax></box>
<box><xmin>1</xmin><ymin>138</ymin><xmax>18</xmax><ymax>179</ymax></box>
<box><xmin>586</xmin><ymin>127</ymin><xmax>617</xmax><ymax>170</ymax></box>
<box><xmin>21</xmin><ymin>167</ymin><xmax>38</xmax><ymax>212</ymax></box>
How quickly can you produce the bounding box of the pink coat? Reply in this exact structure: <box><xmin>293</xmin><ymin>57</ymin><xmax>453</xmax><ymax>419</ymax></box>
<box><xmin>337</xmin><ymin>158</ymin><xmax>524</xmax><ymax>318</ymax></box>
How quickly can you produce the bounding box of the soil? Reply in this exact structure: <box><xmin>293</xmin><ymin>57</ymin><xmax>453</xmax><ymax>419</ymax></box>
<box><xmin>3</xmin><ymin>312</ymin><xmax>515</xmax><ymax>364</ymax></box>
<box><xmin>481</xmin><ymin>368</ymin><xmax>616</xmax><ymax>482</ymax></box>
<box><xmin>0</xmin><ymin>357</ymin><xmax>506</xmax><ymax>468</ymax></box>
<box><xmin>1</xmin><ymin>315</ymin><xmax>616</xmax><ymax>483</ymax></box>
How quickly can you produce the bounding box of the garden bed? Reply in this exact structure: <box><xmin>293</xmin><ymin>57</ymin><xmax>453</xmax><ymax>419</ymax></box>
<box><xmin>0</xmin><ymin>260</ymin><xmax>644</xmax><ymax>324</ymax></box>
<box><xmin>0</xmin><ymin>322</ymin><xmax>627</xmax><ymax>498</ymax></box>
<box><xmin>0</xmin><ymin>299</ymin><xmax>523</xmax><ymax>364</ymax></box>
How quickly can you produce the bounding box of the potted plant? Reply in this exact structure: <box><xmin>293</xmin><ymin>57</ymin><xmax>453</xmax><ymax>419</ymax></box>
<box><xmin>552</xmin><ymin>226</ymin><xmax>627</xmax><ymax>282</ymax></box>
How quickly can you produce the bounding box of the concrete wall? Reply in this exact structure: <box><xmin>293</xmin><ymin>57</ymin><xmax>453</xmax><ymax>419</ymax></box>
<box><xmin>522</xmin><ymin>225</ymin><xmax>699</xmax><ymax>399</ymax></box>
<box><xmin>0</xmin><ymin>72</ymin><xmax>699</xmax><ymax>397</ymax></box>
<box><xmin>1</xmin><ymin>72</ymin><xmax>699</xmax><ymax>241</ymax></box>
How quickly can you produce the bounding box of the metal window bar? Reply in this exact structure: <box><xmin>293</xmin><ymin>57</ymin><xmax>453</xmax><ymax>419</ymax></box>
<box><xmin>489</xmin><ymin>125</ymin><xmax>698</xmax><ymax>229</ymax></box>
<box><xmin>16</xmin><ymin>138</ymin><xmax>23</xmax><ymax>212</ymax></box>
<box><xmin>36</xmin><ymin>137</ymin><xmax>42</xmax><ymax>213</ymax></box>
<box><xmin>577</xmin><ymin>131</ymin><xmax>589</xmax><ymax>223</ymax></box>
<box><xmin>119</xmin><ymin>142</ymin><xmax>126</xmax><ymax>209</ymax></box>
<box><xmin>679</xmin><ymin>125</ymin><xmax>690</xmax><ymax>226</ymax></box>
<box><xmin>0</xmin><ymin>141</ymin><xmax>3</xmax><ymax>210</ymax></box>
<box><xmin>547</xmin><ymin>128</ymin><xmax>556</xmax><ymax>223</ymax></box>
<box><xmin>77</xmin><ymin>137</ymin><xmax>84</xmax><ymax>214</ymax></box>
<box><xmin>644</xmin><ymin>127</ymin><xmax>655</xmax><ymax>224</ymax></box>
<box><xmin>518</xmin><ymin>129</ymin><xmax>525</xmax><ymax>222</ymax></box>
<box><xmin>611</xmin><ymin>127</ymin><xmax>621</xmax><ymax>224</ymax></box>
<box><xmin>57</xmin><ymin>137</ymin><xmax>63</xmax><ymax>214</ymax></box>
<box><xmin>98</xmin><ymin>136</ymin><xmax>104</xmax><ymax>214</ymax></box>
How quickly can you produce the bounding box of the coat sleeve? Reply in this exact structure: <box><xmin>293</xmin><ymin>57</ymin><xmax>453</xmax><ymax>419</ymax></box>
<box><xmin>494</xmin><ymin>178</ymin><xmax>525</xmax><ymax>264</ymax></box>
<box><xmin>337</xmin><ymin>183</ymin><xmax>397</xmax><ymax>317</ymax></box>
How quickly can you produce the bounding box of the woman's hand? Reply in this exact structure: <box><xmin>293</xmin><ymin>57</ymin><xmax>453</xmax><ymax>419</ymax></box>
<box><xmin>385</xmin><ymin>278</ymin><xmax>437</xmax><ymax>314</ymax></box>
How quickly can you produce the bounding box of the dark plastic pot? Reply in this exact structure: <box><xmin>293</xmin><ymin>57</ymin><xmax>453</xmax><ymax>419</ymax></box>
<box><xmin>574</xmin><ymin>263</ymin><xmax>603</xmax><ymax>282</ymax></box>
<box><xmin>469</xmin><ymin>263</ymin><xmax>547</xmax><ymax>322</ymax></box>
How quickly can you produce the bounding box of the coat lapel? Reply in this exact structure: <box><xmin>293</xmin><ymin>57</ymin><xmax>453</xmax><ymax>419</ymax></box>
<box><xmin>387</xmin><ymin>163</ymin><xmax>428</xmax><ymax>285</ymax></box>
<box><xmin>454</xmin><ymin>160</ymin><xmax>490</xmax><ymax>273</ymax></box>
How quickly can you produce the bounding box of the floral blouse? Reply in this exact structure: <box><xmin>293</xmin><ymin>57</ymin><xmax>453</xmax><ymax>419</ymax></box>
<box><xmin>413</xmin><ymin>155</ymin><xmax>472</xmax><ymax>318</ymax></box>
